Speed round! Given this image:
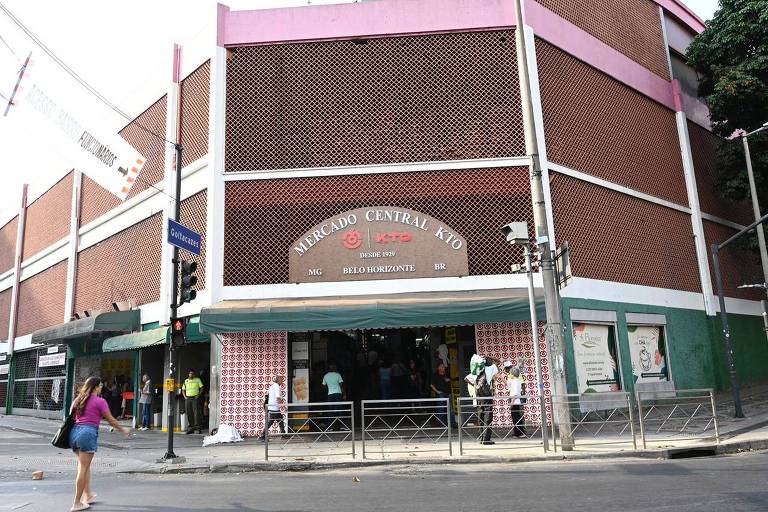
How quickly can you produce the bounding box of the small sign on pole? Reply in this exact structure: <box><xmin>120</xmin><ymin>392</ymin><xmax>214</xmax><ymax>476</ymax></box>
<box><xmin>167</xmin><ymin>219</ymin><xmax>202</xmax><ymax>255</ymax></box>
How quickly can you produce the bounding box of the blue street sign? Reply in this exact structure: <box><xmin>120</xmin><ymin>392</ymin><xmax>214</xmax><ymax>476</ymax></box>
<box><xmin>167</xmin><ymin>219</ymin><xmax>202</xmax><ymax>255</ymax></box>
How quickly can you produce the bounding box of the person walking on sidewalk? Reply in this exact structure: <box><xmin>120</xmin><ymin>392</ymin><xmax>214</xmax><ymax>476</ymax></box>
<box><xmin>182</xmin><ymin>369</ymin><xmax>204</xmax><ymax>434</ymax></box>
<box><xmin>257</xmin><ymin>375</ymin><xmax>286</xmax><ymax>440</ymax></box>
<box><xmin>68</xmin><ymin>377</ymin><xmax>130</xmax><ymax>511</ymax></box>
<box><xmin>138</xmin><ymin>374</ymin><xmax>153</xmax><ymax>431</ymax></box>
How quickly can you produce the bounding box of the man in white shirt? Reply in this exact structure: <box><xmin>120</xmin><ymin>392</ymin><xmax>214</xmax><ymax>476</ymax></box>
<box><xmin>257</xmin><ymin>375</ymin><xmax>285</xmax><ymax>440</ymax></box>
<box><xmin>504</xmin><ymin>363</ymin><xmax>527</xmax><ymax>438</ymax></box>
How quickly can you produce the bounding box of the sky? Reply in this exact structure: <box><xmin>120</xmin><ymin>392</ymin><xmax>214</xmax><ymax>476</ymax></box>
<box><xmin>0</xmin><ymin>0</ymin><xmax>720</xmax><ymax>225</ymax></box>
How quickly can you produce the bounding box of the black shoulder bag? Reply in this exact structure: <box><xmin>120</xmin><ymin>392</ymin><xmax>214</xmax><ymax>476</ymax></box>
<box><xmin>51</xmin><ymin>410</ymin><xmax>75</xmax><ymax>449</ymax></box>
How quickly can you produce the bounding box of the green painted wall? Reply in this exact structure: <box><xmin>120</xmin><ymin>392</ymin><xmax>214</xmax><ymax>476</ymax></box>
<box><xmin>561</xmin><ymin>297</ymin><xmax>767</xmax><ymax>394</ymax></box>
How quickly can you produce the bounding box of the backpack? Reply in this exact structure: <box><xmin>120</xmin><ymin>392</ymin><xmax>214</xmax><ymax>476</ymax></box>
<box><xmin>470</xmin><ymin>355</ymin><xmax>486</xmax><ymax>376</ymax></box>
<box><xmin>475</xmin><ymin>368</ymin><xmax>493</xmax><ymax>397</ymax></box>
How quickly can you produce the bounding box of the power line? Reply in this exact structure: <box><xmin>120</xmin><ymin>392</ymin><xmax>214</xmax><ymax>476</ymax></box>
<box><xmin>0</xmin><ymin>32</ymin><xmax>18</xmax><ymax>59</ymax></box>
<box><xmin>0</xmin><ymin>1</ymin><xmax>175</xmax><ymax>147</ymax></box>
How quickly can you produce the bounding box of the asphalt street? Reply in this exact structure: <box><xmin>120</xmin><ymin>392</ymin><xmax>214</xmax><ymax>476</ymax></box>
<box><xmin>1</xmin><ymin>427</ymin><xmax>767</xmax><ymax>512</ymax></box>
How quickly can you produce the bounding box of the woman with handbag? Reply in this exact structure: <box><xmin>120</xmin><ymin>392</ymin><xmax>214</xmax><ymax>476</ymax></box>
<box><xmin>68</xmin><ymin>377</ymin><xmax>130</xmax><ymax>511</ymax></box>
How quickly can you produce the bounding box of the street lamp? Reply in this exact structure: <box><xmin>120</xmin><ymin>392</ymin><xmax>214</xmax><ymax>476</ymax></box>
<box><xmin>741</xmin><ymin>121</ymin><xmax>768</xmax><ymax>322</ymax></box>
<box><xmin>500</xmin><ymin>221</ymin><xmax>549</xmax><ymax>451</ymax></box>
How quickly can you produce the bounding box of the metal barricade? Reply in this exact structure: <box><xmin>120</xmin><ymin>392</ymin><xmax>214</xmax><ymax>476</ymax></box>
<box><xmin>361</xmin><ymin>398</ymin><xmax>452</xmax><ymax>459</ymax></box>
<box><xmin>457</xmin><ymin>396</ymin><xmax>547</xmax><ymax>455</ymax></box>
<box><xmin>264</xmin><ymin>401</ymin><xmax>355</xmax><ymax>460</ymax></box>
<box><xmin>550</xmin><ymin>392</ymin><xmax>636</xmax><ymax>451</ymax></box>
<box><xmin>636</xmin><ymin>388</ymin><xmax>719</xmax><ymax>448</ymax></box>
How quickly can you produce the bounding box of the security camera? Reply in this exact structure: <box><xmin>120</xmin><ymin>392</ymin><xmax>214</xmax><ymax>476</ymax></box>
<box><xmin>500</xmin><ymin>222</ymin><xmax>529</xmax><ymax>246</ymax></box>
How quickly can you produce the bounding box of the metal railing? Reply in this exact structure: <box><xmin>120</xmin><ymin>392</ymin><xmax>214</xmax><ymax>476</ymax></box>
<box><xmin>457</xmin><ymin>396</ymin><xmax>547</xmax><ymax>455</ymax></box>
<box><xmin>636</xmin><ymin>388</ymin><xmax>719</xmax><ymax>448</ymax></box>
<box><xmin>264</xmin><ymin>401</ymin><xmax>355</xmax><ymax>460</ymax></box>
<box><xmin>361</xmin><ymin>398</ymin><xmax>452</xmax><ymax>459</ymax></box>
<box><xmin>550</xmin><ymin>392</ymin><xmax>636</xmax><ymax>451</ymax></box>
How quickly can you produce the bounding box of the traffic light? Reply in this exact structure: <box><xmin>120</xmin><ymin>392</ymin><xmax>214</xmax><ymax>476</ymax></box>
<box><xmin>179</xmin><ymin>260</ymin><xmax>198</xmax><ymax>305</ymax></box>
<box><xmin>171</xmin><ymin>317</ymin><xmax>186</xmax><ymax>347</ymax></box>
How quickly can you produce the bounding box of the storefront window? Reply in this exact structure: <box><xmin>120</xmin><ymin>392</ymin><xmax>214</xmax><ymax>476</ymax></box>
<box><xmin>627</xmin><ymin>325</ymin><xmax>670</xmax><ymax>384</ymax></box>
<box><xmin>572</xmin><ymin>322</ymin><xmax>622</xmax><ymax>394</ymax></box>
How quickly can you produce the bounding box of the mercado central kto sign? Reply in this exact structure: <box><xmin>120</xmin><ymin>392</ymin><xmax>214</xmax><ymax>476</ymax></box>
<box><xmin>289</xmin><ymin>207</ymin><xmax>469</xmax><ymax>283</ymax></box>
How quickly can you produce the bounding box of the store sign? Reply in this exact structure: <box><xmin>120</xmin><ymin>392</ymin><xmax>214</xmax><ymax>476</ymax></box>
<box><xmin>628</xmin><ymin>325</ymin><xmax>668</xmax><ymax>383</ymax></box>
<box><xmin>39</xmin><ymin>353</ymin><xmax>66</xmax><ymax>368</ymax></box>
<box><xmin>0</xmin><ymin>364</ymin><xmax>9</xmax><ymax>375</ymax></box>
<box><xmin>572</xmin><ymin>323</ymin><xmax>620</xmax><ymax>394</ymax></box>
<box><xmin>289</xmin><ymin>207</ymin><xmax>469</xmax><ymax>283</ymax></box>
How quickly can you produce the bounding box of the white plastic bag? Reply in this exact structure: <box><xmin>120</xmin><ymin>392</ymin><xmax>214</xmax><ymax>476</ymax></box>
<box><xmin>202</xmin><ymin>423</ymin><xmax>243</xmax><ymax>447</ymax></box>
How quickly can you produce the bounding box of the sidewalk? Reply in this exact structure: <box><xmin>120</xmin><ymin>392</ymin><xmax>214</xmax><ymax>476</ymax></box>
<box><xmin>2</xmin><ymin>405</ymin><xmax>768</xmax><ymax>475</ymax></box>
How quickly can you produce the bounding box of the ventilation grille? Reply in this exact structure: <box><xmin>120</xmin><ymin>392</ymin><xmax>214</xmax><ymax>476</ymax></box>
<box><xmin>225</xmin><ymin>30</ymin><xmax>524</xmax><ymax>172</ymax></box>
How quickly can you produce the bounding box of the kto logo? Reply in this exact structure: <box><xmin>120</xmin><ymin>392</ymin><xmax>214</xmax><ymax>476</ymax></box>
<box><xmin>376</xmin><ymin>232</ymin><xmax>412</xmax><ymax>243</ymax></box>
<box><xmin>342</xmin><ymin>230</ymin><xmax>363</xmax><ymax>249</ymax></box>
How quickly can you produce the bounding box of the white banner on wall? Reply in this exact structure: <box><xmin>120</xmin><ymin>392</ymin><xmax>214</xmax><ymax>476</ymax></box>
<box><xmin>628</xmin><ymin>325</ymin><xmax>667</xmax><ymax>384</ymax></box>
<box><xmin>9</xmin><ymin>60</ymin><xmax>147</xmax><ymax>201</ymax></box>
<box><xmin>572</xmin><ymin>323</ymin><xmax>620</xmax><ymax>394</ymax></box>
<box><xmin>39</xmin><ymin>352</ymin><xmax>66</xmax><ymax>368</ymax></box>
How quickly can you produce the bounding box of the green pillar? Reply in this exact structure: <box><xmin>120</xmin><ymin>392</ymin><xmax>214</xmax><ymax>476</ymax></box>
<box><xmin>63</xmin><ymin>349</ymin><xmax>75</xmax><ymax>415</ymax></box>
<box><xmin>133</xmin><ymin>350</ymin><xmax>140</xmax><ymax>423</ymax></box>
<box><xmin>6</xmin><ymin>354</ymin><xmax>16</xmax><ymax>415</ymax></box>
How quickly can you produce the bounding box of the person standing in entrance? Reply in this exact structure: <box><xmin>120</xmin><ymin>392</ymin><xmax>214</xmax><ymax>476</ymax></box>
<box><xmin>257</xmin><ymin>375</ymin><xmax>286</xmax><ymax>440</ymax></box>
<box><xmin>504</xmin><ymin>362</ymin><xmax>527</xmax><ymax>438</ymax></box>
<box><xmin>476</xmin><ymin>356</ymin><xmax>500</xmax><ymax>445</ymax></box>
<box><xmin>430</xmin><ymin>363</ymin><xmax>457</xmax><ymax>428</ymax></box>
<box><xmin>138</xmin><ymin>374</ymin><xmax>153</xmax><ymax>431</ymax></box>
<box><xmin>322</xmin><ymin>364</ymin><xmax>344</xmax><ymax>401</ymax></box>
<box><xmin>182</xmin><ymin>369</ymin><xmax>204</xmax><ymax>434</ymax></box>
<box><xmin>68</xmin><ymin>377</ymin><xmax>130</xmax><ymax>511</ymax></box>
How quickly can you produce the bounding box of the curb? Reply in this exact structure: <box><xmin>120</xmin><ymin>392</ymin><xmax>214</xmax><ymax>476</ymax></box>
<box><xmin>126</xmin><ymin>448</ymin><xmax>671</xmax><ymax>475</ymax></box>
<box><xmin>4</xmin><ymin>422</ymin><xmax>767</xmax><ymax>475</ymax></box>
<box><xmin>130</xmin><ymin>439</ymin><xmax>768</xmax><ymax>475</ymax></box>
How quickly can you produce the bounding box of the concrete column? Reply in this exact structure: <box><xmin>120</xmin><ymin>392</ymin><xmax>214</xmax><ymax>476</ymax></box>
<box><xmin>672</xmin><ymin>80</ymin><xmax>716</xmax><ymax>315</ymax></box>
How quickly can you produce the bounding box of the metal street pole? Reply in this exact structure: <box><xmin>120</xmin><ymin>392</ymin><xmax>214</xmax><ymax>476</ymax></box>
<box><xmin>742</xmin><ymin>133</ymin><xmax>768</xmax><ymax>335</ymax></box>
<box><xmin>711</xmin><ymin>211</ymin><xmax>768</xmax><ymax>418</ymax></box>
<box><xmin>524</xmin><ymin>246</ymin><xmax>549</xmax><ymax>451</ymax></box>
<box><xmin>163</xmin><ymin>143</ymin><xmax>183</xmax><ymax>460</ymax></box>
<box><xmin>711</xmin><ymin>244</ymin><xmax>743</xmax><ymax>418</ymax></box>
<box><xmin>514</xmin><ymin>0</ymin><xmax>573</xmax><ymax>449</ymax></box>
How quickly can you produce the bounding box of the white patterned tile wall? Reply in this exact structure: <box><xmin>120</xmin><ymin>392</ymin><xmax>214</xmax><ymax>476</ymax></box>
<box><xmin>219</xmin><ymin>331</ymin><xmax>288</xmax><ymax>436</ymax></box>
<box><xmin>475</xmin><ymin>321</ymin><xmax>552</xmax><ymax>425</ymax></box>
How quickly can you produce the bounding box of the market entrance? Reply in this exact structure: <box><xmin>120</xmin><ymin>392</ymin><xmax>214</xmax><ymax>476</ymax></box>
<box><xmin>289</xmin><ymin>326</ymin><xmax>477</xmax><ymax>410</ymax></box>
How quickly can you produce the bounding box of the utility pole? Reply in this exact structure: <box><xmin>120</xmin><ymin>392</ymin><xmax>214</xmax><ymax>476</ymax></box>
<box><xmin>524</xmin><ymin>246</ymin><xmax>549</xmax><ymax>451</ymax></box>
<box><xmin>162</xmin><ymin>143</ymin><xmax>184</xmax><ymax>461</ymax></box>
<box><xmin>741</xmin><ymin>126</ymin><xmax>768</xmax><ymax>338</ymax></box>
<box><xmin>513</xmin><ymin>0</ymin><xmax>573</xmax><ymax>449</ymax></box>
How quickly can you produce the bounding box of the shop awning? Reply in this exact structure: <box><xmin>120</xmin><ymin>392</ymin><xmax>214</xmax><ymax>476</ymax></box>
<box><xmin>102</xmin><ymin>317</ymin><xmax>209</xmax><ymax>353</ymax></box>
<box><xmin>102</xmin><ymin>327</ymin><xmax>167</xmax><ymax>353</ymax></box>
<box><xmin>200</xmin><ymin>290</ymin><xmax>545</xmax><ymax>334</ymax></box>
<box><xmin>31</xmin><ymin>310</ymin><xmax>141</xmax><ymax>345</ymax></box>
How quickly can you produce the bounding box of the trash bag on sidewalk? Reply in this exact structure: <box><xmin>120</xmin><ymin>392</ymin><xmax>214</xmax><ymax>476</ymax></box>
<box><xmin>202</xmin><ymin>424</ymin><xmax>243</xmax><ymax>447</ymax></box>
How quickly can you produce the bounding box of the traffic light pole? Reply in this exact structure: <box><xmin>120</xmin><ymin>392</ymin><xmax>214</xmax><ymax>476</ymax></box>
<box><xmin>163</xmin><ymin>143</ymin><xmax>183</xmax><ymax>461</ymax></box>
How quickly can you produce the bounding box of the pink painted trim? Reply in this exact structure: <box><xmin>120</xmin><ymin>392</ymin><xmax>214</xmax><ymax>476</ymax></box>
<box><xmin>221</xmin><ymin>0</ymin><xmax>515</xmax><ymax>47</ymax></box>
<box><xmin>671</xmin><ymin>79</ymin><xmax>683</xmax><ymax>112</ymax></box>
<box><xmin>525</xmin><ymin>0</ymin><xmax>675</xmax><ymax>110</ymax></box>
<box><xmin>172</xmin><ymin>44</ymin><xmax>183</xmax><ymax>84</ymax></box>
<box><xmin>217</xmin><ymin>3</ymin><xmax>229</xmax><ymax>48</ymax></box>
<box><xmin>655</xmin><ymin>0</ymin><xmax>706</xmax><ymax>34</ymax></box>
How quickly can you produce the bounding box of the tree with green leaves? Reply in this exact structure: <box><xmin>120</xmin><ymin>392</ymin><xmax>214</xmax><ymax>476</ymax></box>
<box><xmin>687</xmin><ymin>0</ymin><xmax>768</xmax><ymax>207</ymax></box>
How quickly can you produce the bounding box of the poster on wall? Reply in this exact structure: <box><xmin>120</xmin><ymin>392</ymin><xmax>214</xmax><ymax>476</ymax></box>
<box><xmin>291</xmin><ymin>338</ymin><xmax>309</xmax><ymax>403</ymax></box>
<box><xmin>628</xmin><ymin>325</ymin><xmax>668</xmax><ymax>384</ymax></box>
<box><xmin>572</xmin><ymin>323</ymin><xmax>621</xmax><ymax>394</ymax></box>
